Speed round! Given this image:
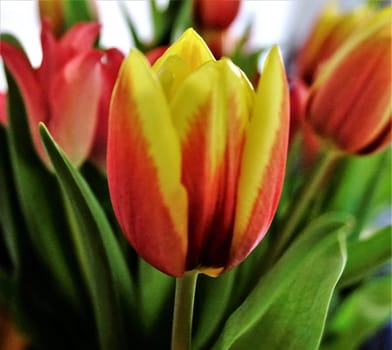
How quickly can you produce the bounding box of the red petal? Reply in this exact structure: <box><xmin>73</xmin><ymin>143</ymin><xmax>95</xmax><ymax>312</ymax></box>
<box><xmin>48</xmin><ymin>50</ymin><xmax>103</xmax><ymax>167</ymax></box>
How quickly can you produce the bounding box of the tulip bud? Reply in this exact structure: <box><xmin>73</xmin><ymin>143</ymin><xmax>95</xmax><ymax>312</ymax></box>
<box><xmin>107</xmin><ymin>29</ymin><xmax>289</xmax><ymax>277</ymax></box>
<box><xmin>192</xmin><ymin>0</ymin><xmax>241</xmax><ymax>31</ymax></box>
<box><xmin>306</xmin><ymin>9</ymin><xmax>392</xmax><ymax>155</ymax></box>
<box><xmin>296</xmin><ymin>3</ymin><xmax>374</xmax><ymax>83</ymax></box>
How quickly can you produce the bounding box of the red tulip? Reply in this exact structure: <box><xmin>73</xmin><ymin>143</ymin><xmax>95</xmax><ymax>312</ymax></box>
<box><xmin>107</xmin><ymin>29</ymin><xmax>289</xmax><ymax>277</ymax></box>
<box><xmin>306</xmin><ymin>9</ymin><xmax>392</xmax><ymax>155</ymax></box>
<box><xmin>193</xmin><ymin>0</ymin><xmax>241</xmax><ymax>30</ymax></box>
<box><xmin>0</xmin><ymin>22</ymin><xmax>123</xmax><ymax>169</ymax></box>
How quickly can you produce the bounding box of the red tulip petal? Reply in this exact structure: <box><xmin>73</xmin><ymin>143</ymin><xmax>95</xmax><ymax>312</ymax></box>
<box><xmin>60</xmin><ymin>22</ymin><xmax>100</xmax><ymax>52</ymax></box>
<box><xmin>37</xmin><ymin>20</ymin><xmax>60</xmax><ymax>98</ymax></box>
<box><xmin>48</xmin><ymin>50</ymin><xmax>103</xmax><ymax>167</ymax></box>
<box><xmin>90</xmin><ymin>48</ymin><xmax>124</xmax><ymax>170</ymax></box>
<box><xmin>107</xmin><ymin>49</ymin><xmax>188</xmax><ymax>277</ymax></box>
<box><xmin>0</xmin><ymin>40</ymin><xmax>47</xmax><ymax>157</ymax></box>
<box><xmin>229</xmin><ymin>46</ymin><xmax>289</xmax><ymax>270</ymax></box>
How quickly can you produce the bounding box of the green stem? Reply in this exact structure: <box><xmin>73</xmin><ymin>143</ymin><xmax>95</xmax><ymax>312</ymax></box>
<box><xmin>270</xmin><ymin>150</ymin><xmax>339</xmax><ymax>262</ymax></box>
<box><xmin>171</xmin><ymin>270</ymin><xmax>199</xmax><ymax>350</ymax></box>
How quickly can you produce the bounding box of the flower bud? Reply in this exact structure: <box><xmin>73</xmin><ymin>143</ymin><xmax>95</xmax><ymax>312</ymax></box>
<box><xmin>306</xmin><ymin>9</ymin><xmax>392</xmax><ymax>155</ymax></box>
<box><xmin>107</xmin><ymin>29</ymin><xmax>289</xmax><ymax>277</ymax></box>
<box><xmin>192</xmin><ymin>0</ymin><xmax>241</xmax><ymax>31</ymax></box>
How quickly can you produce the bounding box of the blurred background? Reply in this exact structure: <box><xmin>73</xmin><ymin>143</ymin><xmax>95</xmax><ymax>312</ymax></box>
<box><xmin>0</xmin><ymin>0</ymin><xmax>342</xmax><ymax>91</ymax></box>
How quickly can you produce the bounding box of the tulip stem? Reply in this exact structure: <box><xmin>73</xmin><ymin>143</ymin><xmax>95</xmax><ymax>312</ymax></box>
<box><xmin>171</xmin><ymin>270</ymin><xmax>199</xmax><ymax>350</ymax></box>
<box><xmin>270</xmin><ymin>150</ymin><xmax>339</xmax><ymax>262</ymax></box>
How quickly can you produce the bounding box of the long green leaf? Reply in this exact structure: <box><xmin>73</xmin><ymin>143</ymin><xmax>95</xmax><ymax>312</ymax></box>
<box><xmin>211</xmin><ymin>213</ymin><xmax>351</xmax><ymax>350</ymax></box>
<box><xmin>339</xmin><ymin>225</ymin><xmax>392</xmax><ymax>287</ymax></box>
<box><xmin>39</xmin><ymin>124</ymin><xmax>136</xmax><ymax>350</ymax></box>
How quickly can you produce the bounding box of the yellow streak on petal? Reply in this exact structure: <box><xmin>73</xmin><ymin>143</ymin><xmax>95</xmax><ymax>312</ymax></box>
<box><xmin>155</xmin><ymin>55</ymin><xmax>191</xmax><ymax>102</ymax></box>
<box><xmin>313</xmin><ymin>7</ymin><xmax>392</xmax><ymax>89</ymax></box>
<box><xmin>170</xmin><ymin>61</ymin><xmax>226</xmax><ymax>176</ymax></box>
<box><xmin>114</xmin><ymin>48</ymin><xmax>188</xmax><ymax>244</ymax></box>
<box><xmin>234</xmin><ymin>46</ymin><xmax>287</xmax><ymax>236</ymax></box>
<box><xmin>152</xmin><ymin>28</ymin><xmax>215</xmax><ymax>74</ymax></box>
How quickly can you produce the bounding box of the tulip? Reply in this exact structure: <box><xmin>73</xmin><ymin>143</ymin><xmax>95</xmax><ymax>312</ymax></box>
<box><xmin>192</xmin><ymin>0</ymin><xmax>241</xmax><ymax>30</ymax></box>
<box><xmin>192</xmin><ymin>0</ymin><xmax>241</xmax><ymax>58</ymax></box>
<box><xmin>0</xmin><ymin>22</ymin><xmax>123</xmax><ymax>169</ymax></box>
<box><xmin>107</xmin><ymin>29</ymin><xmax>289</xmax><ymax>277</ymax></box>
<box><xmin>306</xmin><ymin>8</ymin><xmax>392</xmax><ymax>155</ymax></box>
<box><xmin>296</xmin><ymin>3</ymin><xmax>374</xmax><ymax>84</ymax></box>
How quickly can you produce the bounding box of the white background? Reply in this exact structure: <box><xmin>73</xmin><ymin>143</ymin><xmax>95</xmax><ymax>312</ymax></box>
<box><xmin>0</xmin><ymin>0</ymin><xmax>338</xmax><ymax>91</ymax></box>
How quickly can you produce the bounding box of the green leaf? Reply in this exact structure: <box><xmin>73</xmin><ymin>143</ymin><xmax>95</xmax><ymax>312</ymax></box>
<box><xmin>211</xmin><ymin>213</ymin><xmax>351</xmax><ymax>350</ymax></box>
<box><xmin>39</xmin><ymin>124</ymin><xmax>136</xmax><ymax>350</ymax></box>
<box><xmin>327</xmin><ymin>148</ymin><xmax>391</xmax><ymax>234</ymax></box>
<box><xmin>137</xmin><ymin>259</ymin><xmax>175</xmax><ymax>348</ymax></box>
<box><xmin>63</xmin><ymin>0</ymin><xmax>96</xmax><ymax>28</ymax></box>
<box><xmin>193</xmin><ymin>238</ymin><xmax>269</xmax><ymax>350</ymax></box>
<box><xmin>0</xmin><ymin>125</ymin><xmax>21</xmax><ymax>271</ymax></box>
<box><xmin>339</xmin><ymin>225</ymin><xmax>392</xmax><ymax>287</ymax></box>
<box><xmin>170</xmin><ymin>0</ymin><xmax>192</xmax><ymax>42</ymax></box>
<box><xmin>322</xmin><ymin>274</ymin><xmax>392</xmax><ymax>350</ymax></box>
<box><xmin>118</xmin><ymin>1</ymin><xmax>146</xmax><ymax>51</ymax></box>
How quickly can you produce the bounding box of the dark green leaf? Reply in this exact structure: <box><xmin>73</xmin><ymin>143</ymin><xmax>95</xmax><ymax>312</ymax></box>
<box><xmin>40</xmin><ymin>124</ymin><xmax>136</xmax><ymax>350</ymax></box>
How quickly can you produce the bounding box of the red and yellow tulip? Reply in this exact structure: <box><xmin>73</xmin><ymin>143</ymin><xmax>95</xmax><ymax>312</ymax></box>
<box><xmin>0</xmin><ymin>22</ymin><xmax>123</xmax><ymax>169</ymax></box>
<box><xmin>306</xmin><ymin>8</ymin><xmax>392</xmax><ymax>155</ymax></box>
<box><xmin>296</xmin><ymin>2</ymin><xmax>374</xmax><ymax>84</ymax></box>
<box><xmin>107</xmin><ymin>29</ymin><xmax>289</xmax><ymax>277</ymax></box>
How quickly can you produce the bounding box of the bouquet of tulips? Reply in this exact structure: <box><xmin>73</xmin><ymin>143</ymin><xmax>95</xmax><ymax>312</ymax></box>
<box><xmin>0</xmin><ymin>0</ymin><xmax>390</xmax><ymax>349</ymax></box>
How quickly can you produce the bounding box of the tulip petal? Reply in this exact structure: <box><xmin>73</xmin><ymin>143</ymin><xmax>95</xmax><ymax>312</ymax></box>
<box><xmin>0</xmin><ymin>40</ymin><xmax>47</xmax><ymax>157</ymax></box>
<box><xmin>229</xmin><ymin>46</ymin><xmax>289</xmax><ymax>270</ymax></box>
<box><xmin>169</xmin><ymin>61</ymin><xmax>224</xmax><ymax>269</ymax></box>
<box><xmin>152</xmin><ymin>28</ymin><xmax>215</xmax><ymax>74</ymax></box>
<box><xmin>199</xmin><ymin>59</ymin><xmax>254</xmax><ymax>272</ymax></box>
<box><xmin>90</xmin><ymin>48</ymin><xmax>124</xmax><ymax>170</ymax></box>
<box><xmin>60</xmin><ymin>22</ymin><xmax>100</xmax><ymax>52</ymax></box>
<box><xmin>107</xmin><ymin>49</ymin><xmax>188</xmax><ymax>277</ymax></box>
<box><xmin>48</xmin><ymin>50</ymin><xmax>103</xmax><ymax>167</ymax></box>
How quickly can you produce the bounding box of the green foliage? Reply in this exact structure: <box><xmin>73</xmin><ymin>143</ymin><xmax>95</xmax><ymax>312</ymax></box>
<box><xmin>323</xmin><ymin>274</ymin><xmax>392</xmax><ymax>350</ymax></box>
<box><xmin>40</xmin><ymin>124</ymin><xmax>136</xmax><ymax>350</ymax></box>
<box><xmin>211</xmin><ymin>214</ymin><xmax>351</xmax><ymax>350</ymax></box>
<box><xmin>340</xmin><ymin>225</ymin><xmax>392</xmax><ymax>287</ymax></box>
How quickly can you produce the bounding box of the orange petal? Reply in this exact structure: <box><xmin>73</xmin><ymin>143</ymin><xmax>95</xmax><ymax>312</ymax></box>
<box><xmin>107</xmin><ymin>49</ymin><xmax>188</xmax><ymax>277</ymax></box>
